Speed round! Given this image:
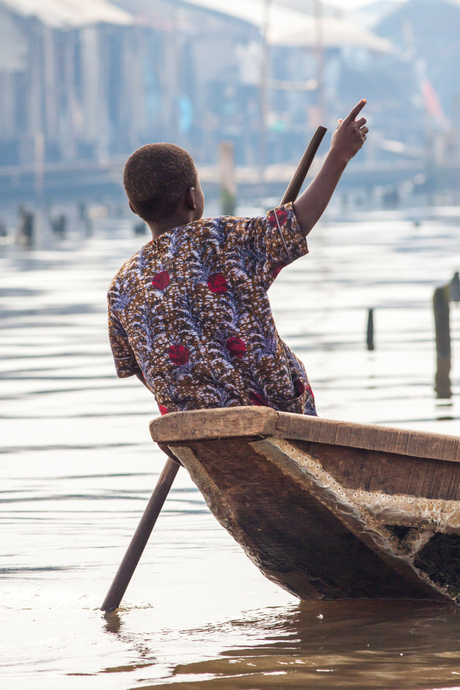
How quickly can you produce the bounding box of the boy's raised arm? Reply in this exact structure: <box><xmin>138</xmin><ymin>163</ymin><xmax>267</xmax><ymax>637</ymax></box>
<box><xmin>293</xmin><ymin>99</ymin><xmax>368</xmax><ymax>237</ymax></box>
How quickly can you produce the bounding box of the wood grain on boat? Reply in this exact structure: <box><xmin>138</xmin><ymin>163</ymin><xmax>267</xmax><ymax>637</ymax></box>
<box><xmin>149</xmin><ymin>408</ymin><xmax>460</xmax><ymax>603</ymax></box>
<box><xmin>150</xmin><ymin>407</ymin><xmax>460</xmax><ymax>462</ymax></box>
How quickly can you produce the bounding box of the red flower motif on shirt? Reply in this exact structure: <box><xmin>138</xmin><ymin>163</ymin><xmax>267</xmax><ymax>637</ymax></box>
<box><xmin>249</xmin><ymin>391</ymin><xmax>268</xmax><ymax>406</ymax></box>
<box><xmin>169</xmin><ymin>344</ymin><xmax>189</xmax><ymax>365</ymax></box>
<box><xmin>159</xmin><ymin>404</ymin><xmax>169</xmax><ymax>415</ymax></box>
<box><xmin>151</xmin><ymin>271</ymin><xmax>170</xmax><ymax>290</ymax></box>
<box><xmin>268</xmin><ymin>208</ymin><xmax>288</xmax><ymax>229</ymax></box>
<box><xmin>226</xmin><ymin>337</ymin><xmax>246</xmax><ymax>357</ymax></box>
<box><xmin>272</xmin><ymin>262</ymin><xmax>287</xmax><ymax>279</ymax></box>
<box><xmin>207</xmin><ymin>273</ymin><xmax>228</xmax><ymax>293</ymax></box>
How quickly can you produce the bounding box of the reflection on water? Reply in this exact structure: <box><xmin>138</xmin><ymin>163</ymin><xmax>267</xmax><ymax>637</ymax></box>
<box><xmin>1</xmin><ymin>214</ymin><xmax>460</xmax><ymax>689</ymax></box>
<box><xmin>159</xmin><ymin>601</ymin><xmax>460</xmax><ymax>690</ymax></box>
<box><xmin>99</xmin><ymin>600</ymin><xmax>460</xmax><ymax>690</ymax></box>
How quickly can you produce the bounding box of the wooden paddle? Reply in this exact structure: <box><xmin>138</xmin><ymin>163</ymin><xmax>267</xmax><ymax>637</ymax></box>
<box><xmin>280</xmin><ymin>126</ymin><xmax>327</xmax><ymax>204</ymax></box>
<box><xmin>100</xmin><ymin>125</ymin><xmax>327</xmax><ymax>612</ymax></box>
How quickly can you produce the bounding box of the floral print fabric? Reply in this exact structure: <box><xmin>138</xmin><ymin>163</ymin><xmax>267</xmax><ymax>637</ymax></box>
<box><xmin>108</xmin><ymin>202</ymin><xmax>316</xmax><ymax>416</ymax></box>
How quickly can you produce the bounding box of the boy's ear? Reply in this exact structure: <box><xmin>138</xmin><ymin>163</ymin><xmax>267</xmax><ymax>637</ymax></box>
<box><xmin>185</xmin><ymin>187</ymin><xmax>197</xmax><ymax>211</ymax></box>
<box><xmin>128</xmin><ymin>201</ymin><xmax>136</xmax><ymax>215</ymax></box>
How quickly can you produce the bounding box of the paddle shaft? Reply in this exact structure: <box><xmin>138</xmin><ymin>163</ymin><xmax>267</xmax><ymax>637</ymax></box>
<box><xmin>280</xmin><ymin>126</ymin><xmax>327</xmax><ymax>205</ymax></box>
<box><xmin>100</xmin><ymin>125</ymin><xmax>327</xmax><ymax>612</ymax></box>
<box><xmin>100</xmin><ymin>457</ymin><xmax>180</xmax><ymax>611</ymax></box>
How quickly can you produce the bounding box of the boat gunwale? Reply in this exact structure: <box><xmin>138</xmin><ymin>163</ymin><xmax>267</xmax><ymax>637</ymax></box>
<box><xmin>149</xmin><ymin>407</ymin><xmax>460</xmax><ymax>463</ymax></box>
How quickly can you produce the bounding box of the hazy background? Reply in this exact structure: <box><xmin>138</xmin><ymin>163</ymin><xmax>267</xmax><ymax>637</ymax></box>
<box><xmin>1</xmin><ymin>0</ymin><xmax>460</xmax><ymax>223</ymax></box>
<box><xmin>3</xmin><ymin>3</ymin><xmax>460</xmax><ymax>689</ymax></box>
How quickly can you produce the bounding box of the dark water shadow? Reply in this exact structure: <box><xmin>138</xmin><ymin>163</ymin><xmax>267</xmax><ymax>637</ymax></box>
<box><xmin>0</xmin><ymin>565</ymin><xmax>76</xmax><ymax>576</ymax></box>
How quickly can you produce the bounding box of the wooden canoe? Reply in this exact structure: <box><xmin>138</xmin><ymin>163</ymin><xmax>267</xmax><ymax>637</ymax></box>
<box><xmin>149</xmin><ymin>407</ymin><xmax>460</xmax><ymax>603</ymax></box>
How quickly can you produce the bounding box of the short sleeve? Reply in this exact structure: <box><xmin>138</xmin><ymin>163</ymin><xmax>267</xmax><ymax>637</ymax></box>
<box><xmin>108</xmin><ymin>307</ymin><xmax>141</xmax><ymax>378</ymax></box>
<box><xmin>233</xmin><ymin>202</ymin><xmax>309</xmax><ymax>290</ymax></box>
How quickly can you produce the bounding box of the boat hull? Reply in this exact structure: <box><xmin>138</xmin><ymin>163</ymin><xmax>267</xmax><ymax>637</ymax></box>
<box><xmin>150</xmin><ymin>408</ymin><xmax>460</xmax><ymax>603</ymax></box>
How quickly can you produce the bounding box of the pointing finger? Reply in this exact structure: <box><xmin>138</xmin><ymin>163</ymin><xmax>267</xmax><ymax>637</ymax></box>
<box><xmin>345</xmin><ymin>99</ymin><xmax>367</xmax><ymax>123</ymax></box>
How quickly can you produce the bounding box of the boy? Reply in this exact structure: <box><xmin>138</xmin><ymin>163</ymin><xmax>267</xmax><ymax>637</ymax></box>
<box><xmin>108</xmin><ymin>100</ymin><xmax>368</xmax><ymax>416</ymax></box>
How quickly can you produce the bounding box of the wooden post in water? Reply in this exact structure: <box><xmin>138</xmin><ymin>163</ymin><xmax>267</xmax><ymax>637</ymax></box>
<box><xmin>219</xmin><ymin>141</ymin><xmax>237</xmax><ymax>216</ymax></box>
<box><xmin>17</xmin><ymin>207</ymin><xmax>35</xmax><ymax>246</ymax></box>
<box><xmin>433</xmin><ymin>284</ymin><xmax>452</xmax><ymax>399</ymax></box>
<box><xmin>450</xmin><ymin>271</ymin><xmax>460</xmax><ymax>303</ymax></box>
<box><xmin>366</xmin><ymin>308</ymin><xmax>375</xmax><ymax>351</ymax></box>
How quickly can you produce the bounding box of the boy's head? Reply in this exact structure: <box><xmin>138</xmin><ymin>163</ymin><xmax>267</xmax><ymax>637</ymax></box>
<box><xmin>123</xmin><ymin>143</ymin><xmax>200</xmax><ymax>224</ymax></box>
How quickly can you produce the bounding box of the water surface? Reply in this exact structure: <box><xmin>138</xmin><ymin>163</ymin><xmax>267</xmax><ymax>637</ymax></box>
<box><xmin>2</xmin><ymin>212</ymin><xmax>460</xmax><ymax>689</ymax></box>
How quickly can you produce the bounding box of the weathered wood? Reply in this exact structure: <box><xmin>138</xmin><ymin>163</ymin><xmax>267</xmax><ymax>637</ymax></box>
<box><xmin>366</xmin><ymin>307</ymin><xmax>375</xmax><ymax>351</ymax></box>
<box><xmin>348</xmin><ymin>492</ymin><xmax>460</xmax><ymax>532</ymax></box>
<box><xmin>433</xmin><ymin>285</ymin><xmax>452</xmax><ymax>399</ymax></box>
<box><xmin>150</xmin><ymin>406</ymin><xmax>276</xmax><ymax>443</ymax></box>
<box><xmin>169</xmin><ymin>436</ymin><xmax>451</xmax><ymax>601</ymax></box>
<box><xmin>251</xmin><ymin>438</ymin><xmax>449</xmax><ymax>601</ymax></box>
<box><xmin>149</xmin><ymin>408</ymin><xmax>460</xmax><ymax>602</ymax></box>
<box><xmin>291</xmin><ymin>440</ymin><xmax>460</xmax><ymax>500</ymax></box>
<box><xmin>150</xmin><ymin>407</ymin><xmax>460</xmax><ymax>463</ymax></box>
<box><xmin>280</xmin><ymin>126</ymin><xmax>327</xmax><ymax>204</ymax></box>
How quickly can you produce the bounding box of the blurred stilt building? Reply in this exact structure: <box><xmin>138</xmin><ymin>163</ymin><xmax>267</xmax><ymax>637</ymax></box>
<box><xmin>0</xmin><ymin>1</ymin><xmax>135</xmax><ymax>166</ymax></box>
<box><xmin>1</xmin><ymin>0</ymin><xmax>460</xmax><ymax>198</ymax></box>
<box><xmin>0</xmin><ymin>0</ymin><xmax>391</xmax><ymax>171</ymax></box>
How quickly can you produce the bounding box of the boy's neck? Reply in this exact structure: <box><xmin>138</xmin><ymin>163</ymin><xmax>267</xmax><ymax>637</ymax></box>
<box><xmin>148</xmin><ymin>210</ymin><xmax>194</xmax><ymax>240</ymax></box>
<box><xmin>145</xmin><ymin>181</ymin><xmax>205</xmax><ymax>240</ymax></box>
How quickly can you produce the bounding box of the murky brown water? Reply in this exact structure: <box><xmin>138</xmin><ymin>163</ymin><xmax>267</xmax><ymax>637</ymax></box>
<box><xmin>2</xmin><ymin>209</ymin><xmax>460</xmax><ymax>689</ymax></box>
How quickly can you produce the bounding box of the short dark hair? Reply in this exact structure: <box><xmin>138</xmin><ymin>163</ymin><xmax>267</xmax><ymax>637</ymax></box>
<box><xmin>123</xmin><ymin>143</ymin><xmax>197</xmax><ymax>223</ymax></box>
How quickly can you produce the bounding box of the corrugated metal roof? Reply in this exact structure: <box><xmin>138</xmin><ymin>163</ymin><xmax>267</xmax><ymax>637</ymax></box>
<box><xmin>182</xmin><ymin>0</ymin><xmax>393</xmax><ymax>51</ymax></box>
<box><xmin>0</xmin><ymin>0</ymin><xmax>133</xmax><ymax>28</ymax></box>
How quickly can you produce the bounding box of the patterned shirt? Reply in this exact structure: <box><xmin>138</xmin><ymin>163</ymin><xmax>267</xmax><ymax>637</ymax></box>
<box><xmin>108</xmin><ymin>202</ymin><xmax>316</xmax><ymax>416</ymax></box>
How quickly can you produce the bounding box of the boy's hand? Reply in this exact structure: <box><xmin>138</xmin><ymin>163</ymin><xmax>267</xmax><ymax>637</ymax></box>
<box><xmin>293</xmin><ymin>98</ymin><xmax>369</xmax><ymax>236</ymax></box>
<box><xmin>330</xmin><ymin>99</ymin><xmax>368</xmax><ymax>163</ymax></box>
